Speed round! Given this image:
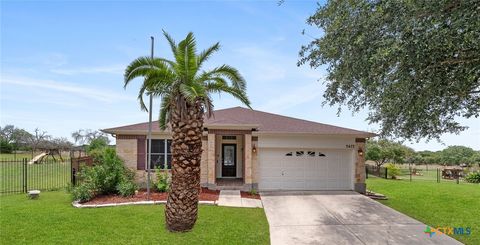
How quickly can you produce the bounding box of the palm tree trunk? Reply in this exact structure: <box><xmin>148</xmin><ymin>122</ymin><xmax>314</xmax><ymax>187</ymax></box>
<box><xmin>165</xmin><ymin>102</ymin><xmax>203</xmax><ymax>232</ymax></box>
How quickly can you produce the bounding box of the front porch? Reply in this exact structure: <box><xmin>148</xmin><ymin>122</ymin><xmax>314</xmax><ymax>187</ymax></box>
<box><xmin>200</xmin><ymin>128</ymin><xmax>258</xmax><ymax>191</ymax></box>
<box><xmin>215</xmin><ymin>178</ymin><xmax>244</xmax><ymax>190</ymax></box>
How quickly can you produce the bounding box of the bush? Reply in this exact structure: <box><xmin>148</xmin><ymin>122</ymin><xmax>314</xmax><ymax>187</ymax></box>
<box><xmin>70</xmin><ymin>148</ymin><xmax>137</xmax><ymax>202</ymax></box>
<box><xmin>154</xmin><ymin>167</ymin><xmax>170</xmax><ymax>192</ymax></box>
<box><xmin>465</xmin><ymin>171</ymin><xmax>480</xmax><ymax>183</ymax></box>
<box><xmin>71</xmin><ymin>181</ymin><xmax>95</xmax><ymax>202</ymax></box>
<box><xmin>385</xmin><ymin>163</ymin><xmax>401</xmax><ymax>179</ymax></box>
<box><xmin>86</xmin><ymin>138</ymin><xmax>109</xmax><ymax>154</ymax></box>
<box><xmin>116</xmin><ymin>180</ymin><xmax>137</xmax><ymax>196</ymax></box>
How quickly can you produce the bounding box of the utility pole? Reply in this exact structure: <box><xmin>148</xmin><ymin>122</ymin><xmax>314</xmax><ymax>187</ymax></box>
<box><xmin>146</xmin><ymin>36</ymin><xmax>154</xmax><ymax>200</ymax></box>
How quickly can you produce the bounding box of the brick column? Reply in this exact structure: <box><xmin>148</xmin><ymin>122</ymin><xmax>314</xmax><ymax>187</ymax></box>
<box><xmin>251</xmin><ymin>137</ymin><xmax>258</xmax><ymax>190</ymax></box>
<box><xmin>207</xmin><ymin>133</ymin><xmax>216</xmax><ymax>186</ymax></box>
<box><xmin>354</xmin><ymin>138</ymin><xmax>366</xmax><ymax>193</ymax></box>
<box><xmin>200</xmin><ymin>136</ymin><xmax>208</xmax><ymax>186</ymax></box>
<box><xmin>244</xmin><ymin>134</ymin><xmax>252</xmax><ymax>185</ymax></box>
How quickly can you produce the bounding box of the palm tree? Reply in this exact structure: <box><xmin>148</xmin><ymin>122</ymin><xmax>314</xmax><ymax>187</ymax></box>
<box><xmin>124</xmin><ymin>31</ymin><xmax>251</xmax><ymax>232</ymax></box>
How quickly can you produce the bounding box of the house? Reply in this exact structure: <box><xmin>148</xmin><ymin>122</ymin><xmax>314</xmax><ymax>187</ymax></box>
<box><xmin>102</xmin><ymin>107</ymin><xmax>375</xmax><ymax>193</ymax></box>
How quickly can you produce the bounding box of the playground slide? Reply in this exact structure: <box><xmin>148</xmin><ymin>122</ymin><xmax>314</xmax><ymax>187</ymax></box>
<box><xmin>28</xmin><ymin>153</ymin><xmax>48</xmax><ymax>164</ymax></box>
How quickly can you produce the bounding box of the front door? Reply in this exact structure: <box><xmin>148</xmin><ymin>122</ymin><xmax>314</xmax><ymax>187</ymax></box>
<box><xmin>222</xmin><ymin>144</ymin><xmax>236</xmax><ymax>177</ymax></box>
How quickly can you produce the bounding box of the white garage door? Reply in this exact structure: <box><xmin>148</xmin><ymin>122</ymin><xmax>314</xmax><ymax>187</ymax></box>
<box><xmin>258</xmin><ymin>148</ymin><xmax>354</xmax><ymax>190</ymax></box>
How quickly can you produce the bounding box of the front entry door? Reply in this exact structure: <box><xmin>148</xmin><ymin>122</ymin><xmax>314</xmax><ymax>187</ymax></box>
<box><xmin>222</xmin><ymin>144</ymin><xmax>236</xmax><ymax>177</ymax></box>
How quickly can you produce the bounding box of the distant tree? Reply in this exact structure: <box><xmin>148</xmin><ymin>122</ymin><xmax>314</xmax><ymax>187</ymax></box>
<box><xmin>469</xmin><ymin>152</ymin><xmax>480</xmax><ymax>167</ymax></box>
<box><xmin>27</xmin><ymin>128</ymin><xmax>50</xmax><ymax>157</ymax></box>
<box><xmin>440</xmin><ymin>146</ymin><xmax>476</xmax><ymax>166</ymax></box>
<box><xmin>72</xmin><ymin>129</ymin><xmax>110</xmax><ymax>145</ymax></box>
<box><xmin>299</xmin><ymin>0</ymin><xmax>480</xmax><ymax>141</ymax></box>
<box><xmin>71</xmin><ymin>129</ymin><xmax>109</xmax><ymax>146</ymax></box>
<box><xmin>0</xmin><ymin>139</ymin><xmax>14</xmax><ymax>153</ymax></box>
<box><xmin>366</xmin><ymin>139</ymin><xmax>394</xmax><ymax>168</ymax></box>
<box><xmin>0</xmin><ymin>125</ymin><xmax>33</xmax><ymax>157</ymax></box>
<box><xmin>0</xmin><ymin>125</ymin><xmax>15</xmax><ymax>142</ymax></box>
<box><xmin>392</xmin><ymin>144</ymin><xmax>415</xmax><ymax>165</ymax></box>
<box><xmin>48</xmin><ymin>137</ymin><xmax>73</xmax><ymax>151</ymax></box>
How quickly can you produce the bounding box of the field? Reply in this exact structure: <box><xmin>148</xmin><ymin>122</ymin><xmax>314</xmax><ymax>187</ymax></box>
<box><xmin>367</xmin><ymin>177</ymin><xmax>480</xmax><ymax>244</ymax></box>
<box><xmin>0</xmin><ymin>191</ymin><xmax>270</xmax><ymax>244</ymax></box>
<box><xmin>0</xmin><ymin>157</ymin><xmax>71</xmax><ymax>194</ymax></box>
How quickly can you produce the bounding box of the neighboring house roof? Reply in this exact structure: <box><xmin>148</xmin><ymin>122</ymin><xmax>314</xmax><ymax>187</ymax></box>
<box><xmin>102</xmin><ymin>107</ymin><xmax>376</xmax><ymax>137</ymax></box>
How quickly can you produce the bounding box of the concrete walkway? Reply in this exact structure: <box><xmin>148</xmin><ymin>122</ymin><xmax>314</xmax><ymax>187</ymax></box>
<box><xmin>217</xmin><ymin>190</ymin><xmax>263</xmax><ymax>208</ymax></box>
<box><xmin>262</xmin><ymin>191</ymin><xmax>461</xmax><ymax>245</ymax></box>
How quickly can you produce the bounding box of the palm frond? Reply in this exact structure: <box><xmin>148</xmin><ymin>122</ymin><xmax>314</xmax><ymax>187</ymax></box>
<box><xmin>196</xmin><ymin>65</ymin><xmax>246</xmax><ymax>91</ymax></box>
<box><xmin>197</xmin><ymin>42</ymin><xmax>220</xmax><ymax>69</ymax></box>
<box><xmin>162</xmin><ymin>30</ymin><xmax>177</xmax><ymax>58</ymax></box>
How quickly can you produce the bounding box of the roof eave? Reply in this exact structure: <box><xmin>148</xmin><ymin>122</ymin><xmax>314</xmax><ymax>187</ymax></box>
<box><xmin>253</xmin><ymin>131</ymin><xmax>377</xmax><ymax>138</ymax></box>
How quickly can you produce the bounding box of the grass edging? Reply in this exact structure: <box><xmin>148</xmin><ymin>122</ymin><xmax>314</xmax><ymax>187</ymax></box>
<box><xmin>72</xmin><ymin>200</ymin><xmax>216</xmax><ymax>208</ymax></box>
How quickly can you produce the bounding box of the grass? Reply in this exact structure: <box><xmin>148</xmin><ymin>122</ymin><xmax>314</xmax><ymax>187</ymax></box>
<box><xmin>0</xmin><ymin>191</ymin><xmax>270</xmax><ymax>244</ymax></box>
<box><xmin>0</xmin><ymin>158</ymin><xmax>71</xmax><ymax>194</ymax></box>
<box><xmin>367</xmin><ymin>177</ymin><xmax>480</xmax><ymax>244</ymax></box>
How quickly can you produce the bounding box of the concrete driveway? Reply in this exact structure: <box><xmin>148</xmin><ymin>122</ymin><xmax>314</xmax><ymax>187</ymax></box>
<box><xmin>261</xmin><ymin>191</ymin><xmax>462</xmax><ymax>245</ymax></box>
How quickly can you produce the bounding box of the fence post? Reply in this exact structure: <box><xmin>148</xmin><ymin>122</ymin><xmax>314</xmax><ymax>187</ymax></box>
<box><xmin>23</xmin><ymin>158</ymin><xmax>27</xmax><ymax>193</ymax></box>
<box><xmin>365</xmin><ymin>166</ymin><xmax>368</xmax><ymax>179</ymax></box>
<box><xmin>71</xmin><ymin>157</ymin><xmax>76</xmax><ymax>186</ymax></box>
<box><xmin>385</xmin><ymin>167</ymin><xmax>388</xmax><ymax>179</ymax></box>
<box><xmin>437</xmin><ymin>168</ymin><xmax>440</xmax><ymax>183</ymax></box>
<box><xmin>409</xmin><ymin>166</ymin><xmax>412</xmax><ymax>182</ymax></box>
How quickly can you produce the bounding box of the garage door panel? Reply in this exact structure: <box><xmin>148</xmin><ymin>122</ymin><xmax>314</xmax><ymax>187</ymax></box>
<box><xmin>259</xmin><ymin>148</ymin><xmax>353</xmax><ymax>191</ymax></box>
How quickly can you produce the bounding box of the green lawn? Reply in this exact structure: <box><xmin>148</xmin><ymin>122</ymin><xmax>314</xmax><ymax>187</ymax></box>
<box><xmin>0</xmin><ymin>191</ymin><xmax>270</xmax><ymax>244</ymax></box>
<box><xmin>0</xmin><ymin>159</ymin><xmax>71</xmax><ymax>194</ymax></box>
<box><xmin>367</xmin><ymin>177</ymin><xmax>480</xmax><ymax>244</ymax></box>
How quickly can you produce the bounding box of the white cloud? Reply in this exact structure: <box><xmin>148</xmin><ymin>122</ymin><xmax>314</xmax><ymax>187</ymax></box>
<box><xmin>50</xmin><ymin>64</ymin><xmax>125</xmax><ymax>75</ymax></box>
<box><xmin>232</xmin><ymin>46</ymin><xmax>288</xmax><ymax>81</ymax></box>
<box><xmin>258</xmin><ymin>78</ymin><xmax>325</xmax><ymax>113</ymax></box>
<box><xmin>1</xmin><ymin>76</ymin><xmax>133</xmax><ymax>103</ymax></box>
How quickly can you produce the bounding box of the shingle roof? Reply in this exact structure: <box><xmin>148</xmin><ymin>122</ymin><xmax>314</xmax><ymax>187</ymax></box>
<box><xmin>102</xmin><ymin>107</ymin><xmax>375</xmax><ymax>137</ymax></box>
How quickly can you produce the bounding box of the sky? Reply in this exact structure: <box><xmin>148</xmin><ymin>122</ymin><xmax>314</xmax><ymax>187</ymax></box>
<box><xmin>1</xmin><ymin>0</ymin><xmax>479</xmax><ymax>151</ymax></box>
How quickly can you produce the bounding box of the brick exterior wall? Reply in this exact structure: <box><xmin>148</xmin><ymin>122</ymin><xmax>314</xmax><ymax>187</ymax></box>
<box><xmin>244</xmin><ymin>134</ymin><xmax>252</xmax><ymax>184</ymax></box>
<box><xmin>354</xmin><ymin>138</ymin><xmax>366</xmax><ymax>193</ymax></box>
<box><xmin>116</xmin><ymin>138</ymin><xmax>138</xmax><ymax>170</ymax></box>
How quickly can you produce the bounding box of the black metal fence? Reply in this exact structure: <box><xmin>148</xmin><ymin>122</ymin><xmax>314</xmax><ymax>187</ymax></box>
<box><xmin>366</xmin><ymin>164</ymin><xmax>467</xmax><ymax>184</ymax></box>
<box><xmin>0</xmin><ymin>158</ymin><xmax>71</xmax><ymax>194</ymax></box>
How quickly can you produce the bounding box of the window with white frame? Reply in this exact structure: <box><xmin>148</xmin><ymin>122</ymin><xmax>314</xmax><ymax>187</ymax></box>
<box><xmin>147</xmin><ymin>139</ymin><xmax>172</xmax><ymax>169</ymax></box>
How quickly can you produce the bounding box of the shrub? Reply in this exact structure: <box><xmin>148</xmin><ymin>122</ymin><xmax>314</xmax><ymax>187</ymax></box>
<box><xmin>385</xmin><ymin>163</ymin><xmax>401</xmax><ymax>179</ymax></box>
<box><xmin>154</xmin><ymin>167</ymin><xmax>170</xmax><ymax>192</ymax></box>
<box><xmin>86</xmin><ymin>137</ymin><xmax>109</xmax><ymax>154</ymax></box>
<box><xmin>70</xmin><ymin>148</ymin><xmax>137</xmax><ymax>202</ymax></box>
<box><xmin>249</xmin><ymin>188</ymin><xmax>258</xmax><ymax>195</ymax></box>
<box><xmin>116</xmin><ymin>180</ymin><xmax>137</xmax><ymax>197</ymax></box>
<box><xmin>465</xmin><ymin>171</ymin><xmax>480</xmax><ymax>183</ymax></box>
<box><xmin>71</xmin><ymin>181</ymin><xmax>96</xmax><ymax>202</ymax></box>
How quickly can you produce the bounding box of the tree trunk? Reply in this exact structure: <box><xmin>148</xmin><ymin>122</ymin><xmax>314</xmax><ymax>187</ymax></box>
<box><xmin>165</xmin><ymin>102</ymin><xmax>203</xmax><ymax>232</ymax></box>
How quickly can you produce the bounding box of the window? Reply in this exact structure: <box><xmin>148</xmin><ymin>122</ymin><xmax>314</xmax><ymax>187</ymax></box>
<box><xmin>307</xmin><ymin>151</ymin><xmax>315</xmax><ymax>157</ymax></box>
<box><xmin>147</xmin><ymin>139</ymin><xmax>172</xmax><ymax>169</ymax></box>
<box><xmin>222</xmin><ymin>135</ymin><xmax>237</xmax><ymax>140</ymax></box>
<box><xmin>285</xmin><ymin>152</ymin><xmax>293</xmax><ymax>156</ymax></box>
<box><xmin>296</xmin><ymin>151</ymin><xmax>304</xmax><ymax>156</ymax></box>
<box><xmin>319</xmin><ymin>152</ymin><xmax>326</xmax><ymax>157</ymax></box>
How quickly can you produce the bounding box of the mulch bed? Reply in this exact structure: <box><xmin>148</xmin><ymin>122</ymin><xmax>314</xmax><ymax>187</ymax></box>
<box><xmin>84</xmin><ymin>188</ymin><xmax>220</xmax><ymax>205</ymax></box>
<box><xmin>240</xmin><ymin>191</ymin><xmax>261</xmax><ymax>200</ymax></box>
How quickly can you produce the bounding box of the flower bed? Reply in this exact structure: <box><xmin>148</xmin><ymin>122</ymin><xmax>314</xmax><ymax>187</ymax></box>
<box><xmin>240</xmin><ymin>191</ymin><xmax>261</xmax><ymax>200</ymax></box>
<box><xmin>83</xmin><ymin>187</ymin><xmax>219</xmax><ymax>205</ymax></box>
